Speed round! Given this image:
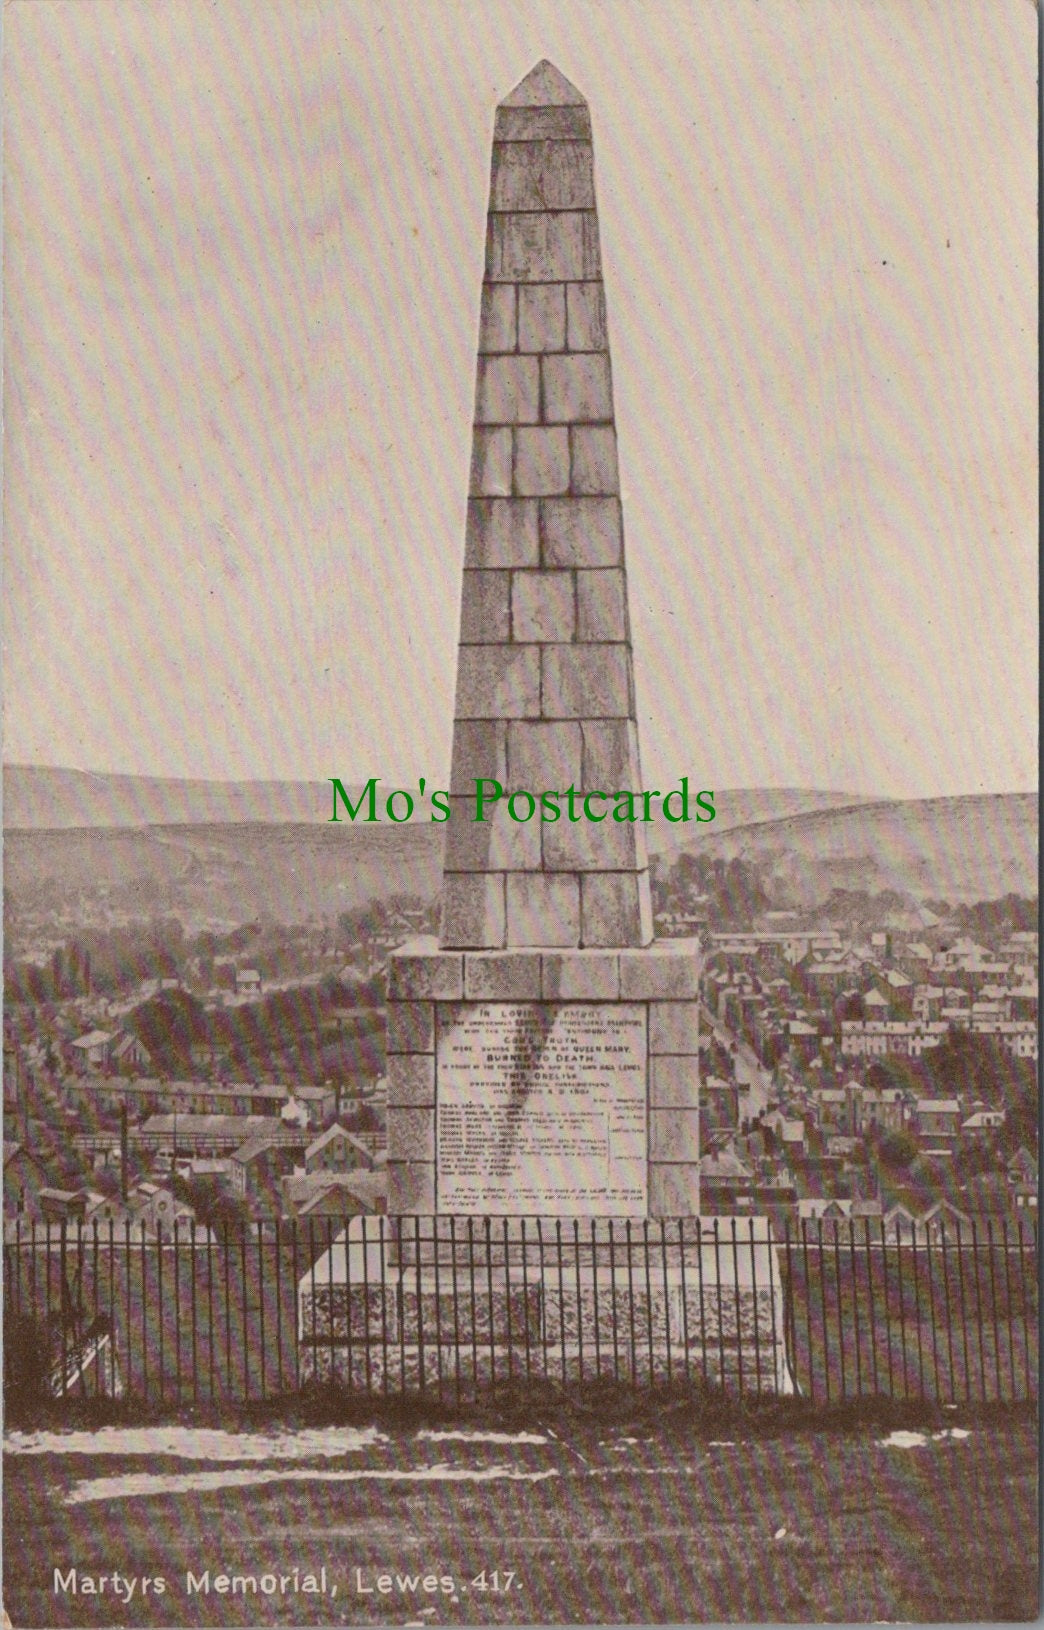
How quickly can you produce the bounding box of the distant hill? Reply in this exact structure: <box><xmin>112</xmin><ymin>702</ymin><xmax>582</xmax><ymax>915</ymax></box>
<box><xmin>684</xmin><ymin>793</ymin><xmax>1038</xmax><ymax>907</ymax></box>
<box><xmin>3</xmin><ymin>764</ymin><xmax>346</xmax><ymax>828</ymax></box>
<box><xmin>2</xmin><ymin>767</ymin><xmax>1034</xmax><ymax>928</ymax></box>
<box><xmin>3</xmin><ymin>823</ymin><xmax>447</xmax><ymax>927</ymax></box>
<box><xmin>3</xmin><ymin>764</ymin><xmax>872</xmax><ymax>841</ymax></box>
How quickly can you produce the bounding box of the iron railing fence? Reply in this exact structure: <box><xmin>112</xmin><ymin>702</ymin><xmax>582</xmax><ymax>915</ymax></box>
<box><xmin>3</xmin><ymin>1216</ymin><xmax>1038</xmax><ymax>1407</ymax></box>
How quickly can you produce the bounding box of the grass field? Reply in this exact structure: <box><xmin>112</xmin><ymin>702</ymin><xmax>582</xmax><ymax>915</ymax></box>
<box><xmin>3</xmin><ymin>1406</ymin><xmax>1038</xmax><ymax>1626</ymax></box>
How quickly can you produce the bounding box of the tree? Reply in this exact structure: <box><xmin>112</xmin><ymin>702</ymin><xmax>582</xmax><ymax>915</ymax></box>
<box><xmin>129</xmin><ymin>989</ymin><xmax>208</xmax><ymax>1074</ymax></box>
<box><xmin>925</xmin><ymin>1029</ymin><xmax>1019</xmax><ymax>1108</ymax></box>
<box><xmin>344</xmin><ymin>1099</ymin><xmax>382</xmax><ymax>1133</ymax></box>
<box><xmin>172</xmin><ymin>1175</ymin><xmax>250</xmax><ymax>1233</ymax></box>
<box><xmin>875</xmin><ymin>1128</ymin><xmax>919</xmax><ymax>1171</ymax></box>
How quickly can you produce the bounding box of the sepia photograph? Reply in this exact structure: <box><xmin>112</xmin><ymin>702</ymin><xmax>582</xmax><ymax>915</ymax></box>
<box><xmin>2</xmin><ymin>1</ymin><xmax>1038</xmax><ymax>1624</ymax></box>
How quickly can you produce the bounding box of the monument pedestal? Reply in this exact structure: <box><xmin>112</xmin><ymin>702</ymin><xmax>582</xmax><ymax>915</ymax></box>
<box><xmin>297</xmin><ymin>1216</ymin><xmax>794</xmax><ymax>1394</ymax></box>
<box><xmin>385</xmin><ymin>937</ymin><xmax>702</xmax><ymax>1219</ymax></box>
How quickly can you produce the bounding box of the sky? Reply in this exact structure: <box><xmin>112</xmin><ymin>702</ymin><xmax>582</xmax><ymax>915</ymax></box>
<box><xmin>3</xmin><ymin>0</ymin><xmax>1037</xmax><ymax>798</ymax></box>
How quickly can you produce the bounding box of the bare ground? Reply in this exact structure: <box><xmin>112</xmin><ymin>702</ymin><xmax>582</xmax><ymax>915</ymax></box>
<box><xmin>3</xmin><ymin>1411</ymin><xmax>1038</xmax><ymax>1626</ymax></box>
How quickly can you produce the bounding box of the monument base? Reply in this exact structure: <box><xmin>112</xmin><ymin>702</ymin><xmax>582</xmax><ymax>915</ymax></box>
<box><xmin>385</xmin><ymin>938</ymin><xmax>702</xmax><ymax>1218</ymax></box>
<box><xmin>297</xmin><ymin>1217</ymin><xmax>795</xmax><ymax>1395</ymax></box>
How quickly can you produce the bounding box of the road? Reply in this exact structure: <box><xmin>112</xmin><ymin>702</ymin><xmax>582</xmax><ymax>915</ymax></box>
<box><xmin>700</xmin><ymin>1003</ymin><xmax>773</xmax><ymax>1117</ymax></box>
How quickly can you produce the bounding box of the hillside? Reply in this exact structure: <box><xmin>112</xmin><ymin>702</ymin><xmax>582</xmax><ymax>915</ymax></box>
<box><xmin>3</xmin><ymin>823</ymin><xmax>446</xmax><ymax>928</ymax></box>
<box><xmin>3</xmin><ymin>768</ymin><xmax>1035</xmax><ymax>929</ymax></box>
<box><xmin>686</xmin><ymin>793</ymin><xmax>1038</xmax><ymax>907</ymax></box>
<box><xmin>3</xmin><ymin>765</ymin><xmax>871</xmax><ymax>837</ymax></box>
<box><xmin>3</xmin><ymin>765</ymin><xmax>348</xmax><ymax>828</ymax></box>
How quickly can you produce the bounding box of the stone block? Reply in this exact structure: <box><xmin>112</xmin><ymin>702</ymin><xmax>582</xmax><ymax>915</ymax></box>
<box><xmin>648</xmin><ymin>1162</ymin><xmax>700</xmax><ymax>1218</ymax></box>
<box><xmin>540</xmin><ymin>950</ymin><xmax>620</xmax><ymax>1000</ymax></box>
<box><xmin>512</xmin><ymin>570</ymin><xmax>575</xmax><ymax>641</ymax></box>
<box><xmin>464</xmin><ymin>499</ymin><xmax>539</xmax><ymax>568</ymax></box>
<box><xmin>637</xmin><ymin>869</ymin><xmax>654</xmax><ymax>944</ymax></box>
<box><xmin>470</xmin><ymin>427</ymin><xmax>513</xmax><ymax>495</ymax></box>
<box><xmin>581</xmin><ymin>719</ymin><xmax>641</xmax><ymax>791</ymax></box>
<box><xmin>500</xmin><ymin>62</ymin><xmax>587</xmax><ymax>106</ymax></box>
<box><xmin>478</xmin><ymin>284</ymin><xmax>517</xmax><ymax>353</ymax></box>
<box><xmin>650</xmin><ymin>1001</ymin><xmax>701</xmax><ymax>1055</ymax></box>
<box><xmin>571</xmin><ymin>425</ymin><xmax>619</xmax><ymax>494</ymax></box>
<box><xmin>580</xmin><ymin>872</ymin><xmax>653</xmax><ymax>948</ymax></box>
<box><xmin>454</xmin><ymin>646</ymin><xmax>540</xmax><ymax>718</ymax></box>
<box><xmin>494</xmin><ymin>105</ymin><xmax>593</xmax><ymax>142</ymax></box>
<box><xmin>490</xmin><ymin>141</ymin><xmax>595</xmax><ymax>211</ymax></box>
<box><xmin>475</xmin><ymin>355</ymin><xmax>539</xmax><ymax>424</ymax></box>
<box><xmin>619</xmin><ymin>941</ymin><xmax>701</xmax><ymax>1000</ymax></box>
<box><xmin>440</xmin><ymin>874</ymin><xmax>506</xmax><ymax>949</ymax></box>
<box><xmin>506</xmin><ymin>874</ymin><xmax>580</xmax><ymax>947</ymax></box>
<box><xmin>543</xmin><ymin>354</ymin><xmax>613</xmax><ymax>423</ymax></box>
<box><xmin>567</xmin><ymin>282</ymin><xmax>608</xmax><ymax>350</ymax></box>
<box><xmin>514</xmin><ymin>427</ymin><xmax>570</xmax><ymax>496</ymax></box>
<box><xmin>442</xmin><ymin>795</ymin><xmax>541</xmax><ymax>871</ymax></box>
<box><xmin>541</xmin><ymin>644</ymin><xmax>631</xmax><ymax>717</ymax></box>
<box><xmin>463</xmin><ymin>951</ymin><xmax>542</xmax><ymax>1000</ymax></box>
<box><xmin>386</xmin><ymin>1054</ymin><xmax>436</xmax><ymax>1106</ymax></box>
<box><xmin>486</xmin><ymin>212</ymin><xmax>600</xmax><ymax>282</ymax></box>
<box><xmin>387</xmin><ymin>1161</ymin><xmax>436</xmax><ymax>1214</ymax></box>
<box><xmin>458</xmin><ymin>570</ymin><xmax>510</xmax><ymax>643</ymax></box>
<box><xmin>386</xmin><ymin>1002</ymin><xmax>435</xmax><ymax>1056</ymax></box>
<box><xmin>543</xmin><ymin>815</ymin><xmax>638</xmax><ymax>871</ymax></box>
<box><xmin>576</xmin><ymin>568</ymin><xmax>627</xmax><ymax>640</ymax></box>
<box><xmin>387</xmin><ymin>1107</ymin><xmax>435</xmax><ymax>1164</ymax></box>
<box><xmin>449</xmin><ymin>719</ymin><xmax>507</xmax><ymax>794</ymax></box>
<box><xmin>506</xmin><ymin>718</ymin><xmax>582</xmax><ymax>789</ymax></box>
<box><xmin>650</xmin><ymin>1109</ymin><xmax>700</xmax><ymax>1163</ymax></box>
<box><xmin>650</xmin><ymin>1055</ymin><xmax>700</xmax><ymax>1110</ymax></box>
<box><xmin>542</xmin><ymin>496</ymin><xmax>622</xmax><ymax>566</ymax></box>
<box><xmin>387</xmin><ymin>942</ymin><xmax>463</xmax><ymax>1001</ymax></box>
<box><xmin>518</xmin><ymin>284</ymin><xmax>566</xmax><ymax>353</ymax></box>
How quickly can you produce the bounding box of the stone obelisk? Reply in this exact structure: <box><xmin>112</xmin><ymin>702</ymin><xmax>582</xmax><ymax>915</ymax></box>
<box><xmin>386</xmin><ymin>62</ymin><xmax>701</xmax><ymax>1222</ymax></box>
<box><xmin>441</xmin><ymin>58</ymin><xmax>651</xmax><ymax>953</ymax></box>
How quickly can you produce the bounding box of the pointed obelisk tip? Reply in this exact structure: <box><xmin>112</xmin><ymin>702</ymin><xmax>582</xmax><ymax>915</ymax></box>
<box><xmin>500</xmin><ymin>59</ymin><xmax>586</xmax><ymax>108</ymax></box>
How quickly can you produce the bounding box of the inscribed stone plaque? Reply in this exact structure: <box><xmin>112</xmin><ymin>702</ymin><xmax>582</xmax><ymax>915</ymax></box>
<box><xmin>436</xmin><ymin>1002</ymin><xmax>647</xmax><ymax>1214</ymax></box>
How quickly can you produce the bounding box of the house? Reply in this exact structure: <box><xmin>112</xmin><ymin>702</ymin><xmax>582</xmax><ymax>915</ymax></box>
<box><xmin>37</xmin><ymin>1187</ymin><xmax>104</xmax><ymax>1223</ymax></box>
<box><xmin>817</xmin><ymin>1086</ymin><xmax>849</xmax><ymax>1134</ymax></box>
<box><xmin>882</xmin><ymin>1202</ymin><xmax>919</xmax><ymax>1242</ymax></box>
<box><xmin>86</xmin><ymin>1192</ymin><xmax>131</xmax><ymax>1227</ymax></box>
<box><xmin>914</xmin><ymin>1098</ymin><xmax>960</xmax><ymax>1141</ymax></box>
<box><xmin>282</xmin><ymin>1171</ymin><xmax>386</xmax><ymax>1218</ymax></box>
<box><xmin>700</xmin><ymin>1077</ymin><xmax>740</xmax><ymax>1139</ymax></box>
<box><xmin>3</xmin><ymin>1143</ymin><xmax>49</xmax><ymax>1221</ymax></box>
<box><xmin>1007</xmin><ymin>1147</ymin><xmax>1038</xmax><ymax>1184</ymax></box>
<box><xmin>110</xmin><ymin>1031</ymin><xmax>152</xmax><ymax>1072</ymax></box>
<box><xmin>912</xmin><ymin>985</ymin><xmax>945</xmax><ymax>1020</ymax></box>
<box><xmin>138</xmin><ymin>1113</ymin><xmax>291</xmax><ymax>1156</ymax></box>
<box><xmin>236</xmin><ymin>969</ymin><xmax>262</xmax><ymax>997</ymax></box>
<box><xmin>282</xmin><ymin>1084</ymin><xmax>337</xmax><ymax>1126</ymax></box>
<box><xmin>67</xmin><ymin>1030</ymin><xmax>113</xmax><ymax>1074</ymax></box>
<box><xmin>230</xmin><ymin>1135</ymin><xmax>299</xmax><ymax>1215</ymax></box>
<box><xmin>961</xmin><ymin>1109</ymin><xmax>1005</xmax><ymax>1139</ymax></box>
<box><xmin>304</xmin><ymin>1124</ymin><xmax>376</xmax><ymax>1175</ymax></box>
<box><xmin>699</xmin><ymin>1147</ymin><xmax>799</xmax><ymax>1220</ymax></box>
<box><xmin>1006</xmin><ymin>1147</ymin><xmax>1038</xmax><ymax>1214</ymax></box>
<box><xmin>796</xmin><ymin>1196</ymin><xmax>884</xmax><ymax>1238</ymax></box>
<box><xmin>797</xmin><ymin>1197</ymin><xmax>852</xmax><ymax>1222</ymax></box>
<box><xmin>919</xmin><ymin>1198</ymin><xmax>971</xmax><ymax>1240</ymax></box>
<box><xmin>126</xmin><ymin>1181</ymin><xmax>191</xmax><ymax>1235</ymax></box>
<box><xmin>763</xmin><ymin>1111</ymin><xmax>805</xmax><ymax>1152</ymax></box>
